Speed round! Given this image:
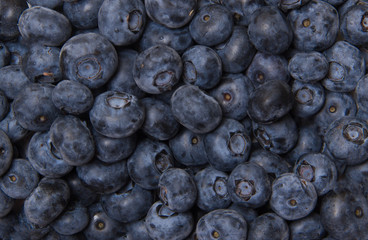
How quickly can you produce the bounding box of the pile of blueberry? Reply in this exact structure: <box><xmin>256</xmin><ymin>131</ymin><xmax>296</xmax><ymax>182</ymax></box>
<box><xmin>1</xmin><ymin>0</ymin><xmax>368</xmax><ymax>239</ymax></box>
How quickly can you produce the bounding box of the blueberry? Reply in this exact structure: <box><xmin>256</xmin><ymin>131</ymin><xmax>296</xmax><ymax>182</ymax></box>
<box><xmin>127</xmin><ymin>138</ymin><xmax>174</xmax><ymax>190</ymax></box>
<box><xmin>196</xmin><ymin>209</ymin><xmax>247</xmax><ymax>240</ymax></box>
<box><xmin>133</xmin><ymin>44</ymin><xmax>182</xmax><ymax>94</ymax></box>
<box><xmin>139</xmin><ymin>20</ymin><xmax>194</xmax><ymax>54</ymax></box>
<box><xmin>270</xmin><ymin>173</ymin><xmax>317</xmax><ymax>221</ymax></box>
<box><xmin>0</xmin><ymin>65</ymin><xmax>31</xmax><ymax>100</ymax></box>
<box><xmin>22</xmin><ymin>44</ymin><xmax>62</xmax><ymax>84</ymax></box>
<box><xmin>338</xmin><ymin>0</ymin><xmax>368</xmax><ymax>23</ymax></box>
<box><xmin>280</xmin><ymin>0</ymin><xmax>310</xmax><ymax>11</ymax></box>
<box><xmin>59</xmin><ymin>33</ymin><xmax>118</xmax><ymax>89</ymax></box>
<box><xmin>89</xmin><ymin>91</ymin><xmax>145</xmax><ymax>138</ymax></box>
<box><xmin>13</xmin><ymin>83</ymin><xmax>60</xmax><ymax>132</ymax></box>
<box><xmin>63</xmin><ymin>0</ymin><xmax>104</xmax><ymax>29</ymax></box>
<box><xmin>145</xmin><ymin>201</ymin><xmax>194</xmax><ymax>240</ymax></box>
<box><xmin>288</xmin><ymin>0</ymin><xmax>339</xmax><ymax>51</ymax></box>
<box><xmin>248</xmin><ymin>80</ymin><xmax>294</xmax><ymax>124</ymax></box>
<box><xmin>291</xmin><ymin>80</ymin><xmax>325</xmax><ymax>118</ymax></box>
<box><xmin>214</xmin><ymin>26</ymin><xmax>256</xmax><ymax>73</ymax></box>
<box><xmin>248</xmin><ymin>6</ymin><xmax>293</xmax><ymax>54</ymax></box>
<box><xmin>51</xmin><ymin>201</ymin><xmax>89</xmax><ymax>236</ymax></box>
<box><xmin>209</xmin><ymin>73</ymin><xmax>254</xmax><ymax>120</ymax></box>
<box><xmin>344</xmin><ymin>160</ymin><xmax>368</xmax><ymax>198</ymax></box>
<box><xmin>189</xmin><ymin>4</ymin><xmax>234</xmax><ymax>46</ymax></box>
<box><xmin>4</xmin><ymin>38</ymin><xmax>29</xmax><ymax>65</ymax></box>
<box><xmin>52</xmin><ymin>80</ymin><xmax>94</xmax><ymax>115</ymax></box>
<box><xmin>76</xmin><ymin>158</ymin><xmax>129</xmax><ymax>194</ymax></box>
<box><xmin>356</xmin><ymin>74</ymin><xmax>368</xmax><ymax>112</ymax></box>
<box><xmin>313</xmin><ymin>91</ymin><xmax>357</xmax><ymax>136</ymax></box>
<box><xmin>197</xmin><ymin>0</ymin><xmax>222</xmax><ymax>8</ymax></box>
<box><xmin>93</xmin><ymin>129</ymin><xmax>137</xmax><ymax>164</ymax></box>
<box><xmin>0</xmin><ymin>104</ymin><xmax>29</xmax><ymax>142</ymax></box>
<box><xmin>241</xmin><ymin>116</ymin><xmax>253</xmax><ymax>136</ymax></box>
<box><xmin>101</xmin><ymin>180</ymin><xmax>153</xmax><ymax>223</ymax></box>
<box><xmin>194</xmin><ymin>167</ymin><xmax>232</xmax><ymax>212</ymax></box>
<box><xmin>65</xmin><ymin>170</ymin><xmax>98</xmax><ymax>207</ymax></box>
<box><xmin>24</xmin><ymin>177</ymin><xmax>70</xmax><ymax>228</ymax></box>
<box><xmin>83</xmin><ymin>202</ymin><xmax>125</xmax><ymax>240</ymax></box>
<box><xmin>320</xmin><ymin>182</ymin><xmax>368</xmax><ymax>239</ymax></box>
<box><xmin>227</xmin><ymin>203</ymin><xmax>259</xmax><ymax>223</ymax></box>
<box><xmin>27</xmin><ymin>0</ymin><xmax>63</xmax><ymax>9</ymax></box>
<box><xmin>325</xmin><ymin>116</ymin><xmax>368</xmax><ymax>166</ymax></box>
<box><xmin>0</xmin><ymin>42</ymin><xmax>10</xmax><ymax>68</ymax></box>
<box><xmin>204</xmin><ymin>118</ymin><xmax>252</xmax><ymax>171</ymax></box>
<box><xmin>159</xmin><ymin>168</ymin><xmax>197</xmax><ymax>212</ymax></box>
<box><xmin>123</xmin><ymin>220</ymin><xmax>152</xmax><ymax>240</ymax></box>
<box><xmin>325</xmin><ymin>0</ymin><xmax>345</xmax><ymax>5</ymax></box>
<box><xmin>0</xmin><ymin>0</ymin><xmax>28</xmax><ymax>41</ymax></box>
<box><xmin>246</xmin><ymin>51</ymin><xmax>290</xmax><ymax>88</ymax></box>
<box><xmin>0</xmin><ymin>188</ymin><xmax>14</xmax><ymax>218</ymax></box>
<box><xmin>322</xmin><ymin>40</ymin><xmax>365</xmax><ymax>92</ymax></box>
<box><xmin>0</xmin><ymin>130</ymin><xmax>13</xmax><ymax>176</ymax></box>
<box><xmin>182</xmin><ymin>45</ymin><xmax>222</xmax><ymax>89</ymax></box>
<box><xmin>0</xmin><ymin>211</ymin><xmax>17</xmax><ymax>239</ymax></box>
<box><xmin>18</xmin><ymin>6</ymin><xmax>72</xmax><ymax>46</ymax></box>
<box><xmin>222</xmin><ymin>0</ymin><xmax>264</xmax><ymax>26</ymax></box>
<box><xmin>107</xmin><ymin>49</ymin><xmax>146</xmax><ymax>99</ymax></box>
<box><xmin>289</xmin><ymin>213</ymin><xmax>326</xmax><ymax>240</ymax></box>
<box><xmin>171</xmin><ymin>84</ymin><xmax>222</xmax><ymax>134</ymax></box>
<box><xmin>227</xmin><ymin>162</ymin><xmax>271</xmax><ymax>208</ymax></box>
<box><xmin>169</xmin><ymin>128</ymin><xmax>209</xmax><ymax>166</ymax></box>
<box><xmin>254</xmin><ymin>114</ymin><xmax>299</xmax><ymax>154</ymax></box>
<box><xmin>248</xmin><ymin>149</ymin><xmax>290</xmax><ymax>181</ymax></box>
<box><xmin>50</xmin><ymin>115</ymin><xmax>94</xmax><ymax>166</ymax></box>
<box><xmin>286</xmin><ymin>124</ymin><xmax>323</xmax><ymax>165</ymax></box>
<box><xmin>294</xmin><ymin>153</ymin><xmax>337</xmax><ymax>196</ymax></box>
<box><xmin>13</xmin><ymin>209</ymin><xmax>51</xmax><ymax>240</ymax></box>
<box><xmin>322</xmin><ymin>236</ymin><xmax>339</xmax><ymax>240</ymax></box>
<box><xmin>153</xmin><ymin>80</ymin><xmax>185</xmax><ymax>105</ymax></box>
<box><xmin>0</xmin><ymin>158</ymin><xmax>39</xmax><ymax>199</ymax></box>
<box><xmin>27</xmin><ymin>131</ymin><xmax>73</xmax><ymax>178</ymax></box>
<box><xmin>247</xmin><ymin>213</ymin><xmax>289</xmax><ymax>240</ymax></box>
<box><xmin>43</xmin><ymin>230</ymin><xmax>86</xmax><ymax>240</ymax></box>
<box><xmin>145</xmin><ymin>0</ymin><xmax>196</xmax><ymax>29</ymax></box>
<box><xmin>340</xmin><ymin>5</ymin><xmax>368</xmax><ymax>46</ymax></box>
<box><xmin>288</xmin><ymin>51</ymin><xmax>329</xmax><ymax>83</ymax></box>
<box><xmin>98</xmin><ymin>0</ymin><xmax>146</xmax><ymax>46</ymax></box>
<box><xmin>141</xmin><ymin>97</ymin><xmax>180</xmax><ymax>141</ymax></box>
<box><xmin>322</xmin><ymin>147</ymin><xmax>347</xmax><ymax>178</ymax></box>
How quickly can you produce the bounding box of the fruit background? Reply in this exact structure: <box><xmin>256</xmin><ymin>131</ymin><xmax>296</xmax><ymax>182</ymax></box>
<box><xmin>1</xmin><ymin>0</ymin><xmax>368</xmax><ymax>239</ymax></box>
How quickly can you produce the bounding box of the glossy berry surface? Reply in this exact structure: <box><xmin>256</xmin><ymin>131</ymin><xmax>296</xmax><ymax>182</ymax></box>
<box><xmin>158</xmin><ymin>168</ymin><xmax>197</xmax><ymax>213</ymax></box>
<box><xmin>270</xmin><ymin>173</ymin><xmax>317</xmax><ymax>220</ymax></box>
<box><xmin>89</xmin><ymin>91</ymin><xmax>145</xmax><ymax>138</ymax></box>
<box><xmin>227</xmin><ymin>162</ymin><xmax>271</xmax><ymax>208</ymax></box>
<box><xmin>196</xmin><ymin>209</ymin><xmax>247</xmax><ymax>240</ymax></box>
<box><xmin>171</xmin><ymin>84</ymin><xmax>222</xmax><ymax>134</ymax></box>
<box><xmin>60</xmin><ymin>33</ymin><xmax>118</xmax><ymax>89</ymax></box>
<box><xmin>1</xmin><ymin>1</ymin><xmax>368</xmax><ymax>239</ymax></box>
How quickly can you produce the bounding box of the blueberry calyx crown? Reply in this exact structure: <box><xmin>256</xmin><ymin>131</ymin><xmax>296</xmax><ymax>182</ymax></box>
<box><xmin>228</xmin><ymin>132</ymin><xmax>247</xmax><ymax>156</ymax></box>
<box><xmin>343</xmin><ymin>122</ymin><xmax>368</xmax><ymax>145</ymax></box>
<box><xmin>235</xmin><ymin>179</ymin><xmax>256</xmax><ymax>201</ymax></box>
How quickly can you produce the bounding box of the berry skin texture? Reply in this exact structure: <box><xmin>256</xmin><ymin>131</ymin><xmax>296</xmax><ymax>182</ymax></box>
<box><xmin>171</xmin><ymin>84</ymin><xmax>222</xmax><ymax>134</ymax></box>
<box><xmin>196</xmin><ymin>209</ymin><xmax>248</xmax><ymax>240</ymax></box>
<box><xmin>24</xmin><ymin>177</ymin><xmax>70</xmax><ymax>228</ymax></box>
<box><xmin>248</xmin><ymin>6</ymin><xmax>293</xmax><ymax>54</ymax></box>
<box><xmin>133</xmin><ymin>44</ymin><xmax>182</xmax><ymax>94</ymax></box>
<box><xmin>270</xmin><ymin>173</ymin><xmax>318</xmax><ymax>221</ymax></box>
<box><xmin>89</xmin><ymin>91</ymin><xmax>145</xmax><ymax>139</ymax></box>
<box><xmin>59</xmin><ymin>33</ymin><xmax>118</xmax><ymax>89</ymax></box>
<box><xmin>18</xmin><ymin>6</ymin><xmax>72</xmax><ymax>46</ymax></box>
